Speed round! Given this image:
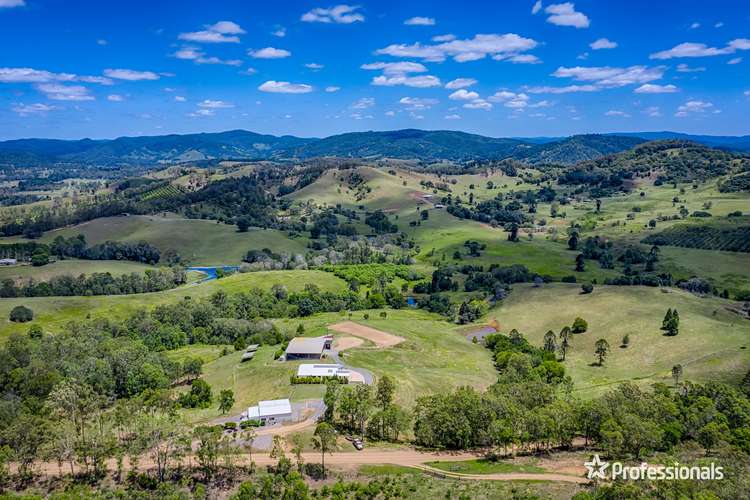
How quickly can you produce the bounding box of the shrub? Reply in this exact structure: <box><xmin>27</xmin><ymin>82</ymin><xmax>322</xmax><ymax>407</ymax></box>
<box><xmin>572</xmin><ymin>317</ymin><xmax>588</xmax><ymax>333</ymax></box>
<box><xmin>9</xmin><ymin>305</ymin><xmax>33</xmax><ymax>323</ymax></box>
<box><xmin>223</xmin><ymin>421</ymin><xmax>237</xmax><ymax>431</ymax></box>
<box><xmin>581</xmin><ymin>283</ymin><xmax>594</xmax><ymax>294</ymax></box>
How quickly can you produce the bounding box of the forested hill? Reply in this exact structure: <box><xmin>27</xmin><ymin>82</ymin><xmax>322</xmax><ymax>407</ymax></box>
<box><xmin>1</xmin><ymin>128</ymin><xmax>749</xmax><ymax>167</ymax></box>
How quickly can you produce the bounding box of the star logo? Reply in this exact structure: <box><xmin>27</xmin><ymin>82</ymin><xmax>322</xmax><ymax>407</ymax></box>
<box><xmin>584</xmin><ymin>454</ymin><xmax>609</xmax><ymax>480</ymax></box>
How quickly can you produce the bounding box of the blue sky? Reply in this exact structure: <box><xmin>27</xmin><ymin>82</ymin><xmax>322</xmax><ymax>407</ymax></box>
<box><xmin>0</xmin><ymin>0</ymin><xmax>748</xmax><ymax>140</ymax></box>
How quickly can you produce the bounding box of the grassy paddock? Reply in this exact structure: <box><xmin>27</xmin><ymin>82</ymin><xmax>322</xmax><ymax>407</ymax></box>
<box><xmin>0</xmin><ymin>259</ymin><xmax>154</xmax><ymax>282</ymax></box>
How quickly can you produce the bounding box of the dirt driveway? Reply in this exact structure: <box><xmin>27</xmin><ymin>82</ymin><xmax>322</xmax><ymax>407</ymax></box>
<box><xmin>329</xmin><ymin>321</ymin><xmax>405</xmax><ymax>348</ymax></box>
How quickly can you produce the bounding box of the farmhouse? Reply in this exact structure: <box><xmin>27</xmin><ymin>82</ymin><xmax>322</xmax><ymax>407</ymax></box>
<box><xmin>284</xmin><ymin>336</ymin><xmax>332</xmax><ymax>360</ymax></box>
<box><xmin>244</xmin><ymin>398</ymin><xmax>293</xmax><ymax>424</ymax></box>
<box><xmin>297</xmin><ymin>363</ymin><xmax>351</xmax><ymax>379</ymax></box>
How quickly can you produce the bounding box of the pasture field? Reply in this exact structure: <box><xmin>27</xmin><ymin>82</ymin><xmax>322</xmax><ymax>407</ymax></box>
<box><xmin>0</xmin><ymin>270</ymin><xmax>347</xmax><ymax>340</ymax></box>
<box><xmin>0</xmin><ymin>259</ymin><xmax>153</xmax><ymax>282</ymax></box>
<box><xmin>1</xmin><ymin>214</ymin><xmax>308</xmax><ymax>266</ymax></box>
<box><xmin>487</xmin><ymin>283</ymin><xmax>750</xmax><ymax>396</ymax></box>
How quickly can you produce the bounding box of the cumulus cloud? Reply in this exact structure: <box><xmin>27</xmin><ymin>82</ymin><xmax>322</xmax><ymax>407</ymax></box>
<box><xmin>258</xmin><ymin>80</ymin><xmax>314</xmax><ymax>93</ymax></box>
<box><xmin>506</xmin><ymin>54</ymin><xmax>541</xmax><ymax>64</ymax></box>
<box><xmin>198</xmin><ymin>99</ymin><xmax>233</xmax><ymax>108</ymax></box>
<box><xmin>488</xmin><ymin>90</ymin><xmax>530</xmax><ymax>108</ymax></box>
<box><xmin>12</xmin><ymin>103</ymin><xmax>56</xmax><ymax>115</ymax></box>
<box><xmin>404</xmin><ymin>16</ymin><xmax>435</xmax><ymax>26</ymax></box>
<box><xmin>675</xmin><ymin>100</ymin><xmax>713</xmax><ymax>116</ymax></box>
<box><xmin>532</xmin><ymin>0</ymin><xmax>542</xmax><ymax>14</ymax></box>
<box><xmin>272</xmin><ymin>27</ymin><xmax>286</xmax><ymax>37</ymax></box>
<box><xmin>399</xmin><ymin>97</ymin><xmax>438</xmax><ymax>110</ymax></box>
<box><xmin>325</xmin><ymin>86</ymin><xmax>341</xmax><ymax>92</ymax></box>
<box><xmin>545</xmin><ymin>3</ymin><xmax>590</xmax><ymax>28</ymax></box>
<box><xmin>590</xmin><ymin>38</ymin><xmax>617</xmax><ymax>50</ymax></box>
<box><xmin>449</xmin><ymin>89</ymin><xmax>479</xmax><ymax>100</ymax></box>
<box><xmin>36</xmin><ymin>83</ymin><xmax>94</xmax><ymax>101</ymax></box>
<box><xmin>301</xmin><ymin>5</ymin><xmax>364</xmax><ymax>24</ymax></box>
<box><xmin>445</xmin><ymin>78</ymin><xmax>477</xmax><ymax>89</ymax></box>
<box><xmin>372</xmin><ymin>74</ymin><xmax>441</xmax><ymax>88</ymax></box>
<box><xmin>173</xmin><ymin>46</ymin><xmax>242</xmax><ymax>66</ymax></box>
<box><xmin>0</xmin><ymin>67</ymin><xmax>112</xmax><ymax>85</ymax></box>
<box><xmin>463</xmin><ymin>99</ymin><xmax>492</xmax><ymax>110</ymax></box>
<box><xmin>676</xmin><ymin>63</ymin><xmax>706</xmax><ymax>72</ymax></box>
<box><xmin>351</xmin><ymin>97</ymin><xmax>375</xmax><ymax>109</ymax></box>
<box><xmin>376</xmin><ymin>33</ymin><xmax>538</xmax><ymax>63</ymax></box>
<box><xmin>361</xmin><ymin>61</ymin><xmax>427</xmax><ymax>74</ymax></box>
<box><xmin>537</xmin><ymin>65</ymin><xmax>665</xmax><ymax>93</ymax></box>
<box><xmin>634</xmin><ymin>83</ymin><xmax>678</xmax><ymax>93</ymax></box>
<box><xmin>178</xmin><ymin>20</ymin><xmax>245</xmax><ymax>43</ymax></box>
<box><xmin>432</xmin><ymin>34</ymin><xmax>455</xmax><ymax>42</ymax></box>
<box><xmin>605</xmin><ymin>110</ymin><xmax>631</xmax><ymax>117</ymax></box>
<box><xmin>249</xmin><ymin>47</ymin><xmax>291</xmax><ymax>59</ymax></box>
<box><xmin>107</xmin><ymin>94</ymin><xmax>124</xmax><ymax>102</ymax></box>
<box><xmin>0</xmin><ymin>0</ymin><xmax>25</xmax><ymax>8</ymax></box>
<box><xmin>650</xmin><ymin>39</ymin><xmax>750</xmax><ymax>59</ymax></box>
<box><xmin>445</xmin><ymin>113</ymin><xmax>461</xmax><ymax>120</ymax></box>
<box><xmin>104</xmin><ymin>68</ymin><xmax>159</xmax><ymax>81</ymax></box>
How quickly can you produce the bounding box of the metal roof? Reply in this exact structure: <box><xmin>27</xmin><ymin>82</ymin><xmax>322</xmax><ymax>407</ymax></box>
<box><xmin>297</xmin><ymin>364</ymin><xmax>351</xmax><ymax>378</ymax></box>
<box><xmin>246</xmin><ymin>398</ymin><xmax>292</xmax><ymax>419</ymax></box>
<box><xmin>285</xmin><ymin>337</ymin><xmax>327</xmax><ymax>355</ymax></box>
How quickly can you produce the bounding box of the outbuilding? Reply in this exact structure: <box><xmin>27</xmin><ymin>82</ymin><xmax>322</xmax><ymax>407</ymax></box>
<box><xmin>297</xmin><ymin>363</ymin><xmax>351</xmax><ymax>379</ymax></box>
<box><xmin>284</xmin><ymin>336</ymin><xmax>332</xmax><ymax>360</ymax></box>
<box><xmin>0</xmin><ymin>258</ymin><xmax>17</xmax><ymax>266</ymax></box>
<box><xmin>244</xmin><ymin>399</ymin><xmax>293</xmax><ymax>424</ymax></box>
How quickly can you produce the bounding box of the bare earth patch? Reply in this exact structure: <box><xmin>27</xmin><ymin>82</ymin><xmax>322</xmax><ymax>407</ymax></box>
<box><xmin>329</xmin><ymin>321</ymin><xmax>405</xmax><ymax>348</ymax></box>
<box><xmin>333</xmin><ymin>335</ymin><xmax>365</xmax><ymax>351</ymax></box>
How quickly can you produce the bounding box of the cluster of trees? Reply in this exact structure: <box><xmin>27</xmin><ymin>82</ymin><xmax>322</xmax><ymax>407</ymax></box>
<box><xmin>0</xmin><ymin>267</ymin><xmax>186</xmax><ymax>298</ymax></box>
<box><xmin>662</xmin><ymin>308</ymin><xmax>680</xmax><ymax>336</ymax></box>
<box><xmin>643</xmin><ymin>222</ymin><xmax>750</xmax><ymax>253</ymax></box>
<box><xmin>364</xmin><ymin>210</ymin><xmax>398</xmax><ymax>234</ymax></box>
<box><xmin>50</xmin><ymin>234</ymin><xmax>162</xmax><ymax>264</ymax></box>
<box><xmin>447</xmin><ymin>195</ymin><xmax>528</xmax><ymax>226</ymax></box>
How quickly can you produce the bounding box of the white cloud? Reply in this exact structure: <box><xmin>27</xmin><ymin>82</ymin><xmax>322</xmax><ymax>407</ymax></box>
<box><xmin>605</xmin><ymin>110</ymin><xmax>630</xmax><ymax>117</ymax></box>
<box><xmin>12</xmin><ymin>103</ymin><xmax>56</xmax><ymax>115</ymax></box>
<box><xmin>188</xmin><ymin>108</ymin><xmax>215</xmax><ymax>117</ymax></box>
<box><xmin>488</xmin><ymin>90</ymin><xmax>530</xmax><ymax>108</ymax></box>
<box><xmin>361</xmin><ymin>61</ymin><xmax>427</xmax><ymax>74</ymax></box>
<box><xmin>728</xmin><ymin>57</ymin><xmax>742</xmax><ymax>65</ymax></box>
<box><xmin>449</xmin><ymin>89</ymin><xmax>479</xmax><ymax>100</ymax></box>
<box><xmin>545</xmin><ymin>3</ymin><xmax>590</xmax><ymax>28</ymax></box>
<box><xmin>198</xmin><ymin>99</ymin><xmax>233</xmax><ymax>108</ymax></box>
<box><xmin>644</xmin><ymin>106</ymin><xmax>661</xmax><ymax>117</ymax></box>
<box><xmin>376</xmin><ymin>33</ymin><xmax>538</xmax><ymax>63</ymax></box>
<box><xmin>104</xmin><ymin>68</ymin><xmax>159</xmax><ymax>81</ymax></box>
<box><xmin>305</xmin><ymin>63</ymin><xmax>324</xmax><ymax>70</ymax></box>
<box><xmin>301</xmin><ymin>5</ymin><xmax>364</xmax><ymax>24</ymax></box>
<box><xmin>549</xmin><ymin>65</ymin><xmax>665</xmax><ymax>90</ymax></box>
<box><xmin>445</xmin><ymin>78</ymin><xmax>477</xmax><ymax>89</ymax></box>
<box><xmin>0</xmin><ymin>0</ymin><xmax>25</xmax><ymax>8</ymax></box>
<box><xmin>107</xmin><ymin>94</ymin><xmax>124</xmax><ymax>102</ymax></box>
<box><xmin>432</xmin><ymin>34</ymin><xmax>455</xmax><ymax>42</ymax></box>
<box><xmin>529</xmin><ymin>100</ymin><xmax>552</xmax><ymax>108</ymax></box>
<box><xmin>0</xmin><ymin>67</ymin><xmax>112</xmax><ymax>85</ymax></box>
<box><xmin>590</xmin><ymin>38</ymin><xmax>617</xmax><ymax>50</ymax></box>
<box><xmin>463</xmin><ymin>99</ymin><xmax>492</xmax><ymax>110</ymax></box>
<box><xmin>506</xmin><ymin>54</ymin><xmax>541</xmax><ymax>64</ymax></box>
<box><xmin>97</xmin><ymin>39</ymin><xmax>108</xmax><ymax>46</ymax></box>
<box><xmin>525</xmin><ymin>84</ymin><xmax>599</xmax><ymax>94</ymax></box>
<box><xmin>634</xmin><ymin>83</ymin><xmax>678</xmax><ymax>93</ymax></box>
<box><xmin>351</xmin><ymin>97</ymin><xmax>375</xmax><ymax>109</ymax></box>
<box><xmin>239</xmin><ymin>68</ymin><xmax>257</xmax><ymax>76</ymax></box>
<box><xmin>445</xmin><ymin>113</ymin><xmax>461</xmax><ymax>120</ymax></box>
<box><xmin>350</xmin><ymin>112</ymin><xmax>373</xmax><ymax>120</ymax></box>
<box><xmin>676</xmin><ymin>63</ymin><xmax>706</xmax><ymax>72</ymax></box>
<box><xmin>36</xmin><ymin>83</ymin><xmax>94</xmax><ymax>101</ymax></box>
<box><xmin>745</xmin><ymin>90</ymin><xmax>750</xmax><ymax>96</ymax></box>
<box><xmin>272</xmin><ymin>27</ymin><xmax>286</xmax><ymax>37</ymax></box>
<box><xmin>325</xmin><ymin>86</ymin><xmax>340</xmax><ymax>92</ymax></box>
<box><xmin>650</xmin><ymin>39</ymin><xmax>750</xmax><ymax>59</ymax></box>
<box><xmin>690</xmin><ymin>22</ymin><xmax>700</xmax><ymax>29</ymax></box>
<box><xmin>399</xmin><ymin>96</ymin><xmax>438</xmax><ymax>110</ymax></box>
<box><xmin>385</xmin><ymin>110</ymin><xmax>396</xmax><ymax>116</ymax></box>
<box><xmin>249</xmin><ymin>47</ymin><xmax>291</xmax><ymax>59</ymax></box>
<box><xmin>577</xmin><ymin>52</ymin><xmax>589</xmax><ymax>60</ymax></box>
<box><xmin>532</xmin><ymin>0</ymin><xmax>542</xmax><ymax>14</ymax></box>
<box><xmin>371</xmin><ymin>74</ymin><xmax>441</xmax><ymax>87</ymax></box>
<box><xmin>174</xmin><ymin>95</ymin><xmax>186</xmax><ymax>102</ymax></box>
<box><xmin>178</xmin><ymin>20</ymin><xmax>245</xmax><ymax>43</ymax></box>
<box><xmin>404</xmin><ymin>16</ymin><xmax>435</xmax><ymax>26</ymax></box>
<box><xmin>173</xmin><ymin>46</ymin><xmax>242</xmax><ymax>66</ymax></box>
<box><xmin>675</xmin><ymin>100</ymin><xmax>713</xmax><ymax>117</ymax></box>
<box><xmin>258</xmin><ymin>80</ymin><xmax>314</xmax><ymax>93</ymax></box>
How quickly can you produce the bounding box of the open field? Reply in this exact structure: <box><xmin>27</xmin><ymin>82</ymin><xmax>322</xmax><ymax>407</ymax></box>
<box><xmin>1</xmin><ymin>214</ymin><xmax>308</xmax><ymax>266</ymax></box>
<box><xmin>487</xmin><ymin>283</ymin><xmax>750</xmax><ymax>396</ymax></box>
<box><xmin>328</xmin><ymin>321</ymin><xmax>405</xmax><ymax>347</ymax></box>
<box><xmin>0</xmin><ymin>270</ymin><xmax>346</xmax><ymax>340</ymax></box>
<box><xmin>0</xmin><ymin>259</ymin><xmax>154</xmax><ymax>282</ymax></box>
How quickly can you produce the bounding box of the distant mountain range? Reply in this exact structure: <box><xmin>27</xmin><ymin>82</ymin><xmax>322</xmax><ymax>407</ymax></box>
<box><xmin>0</xmin><ymin>129</ymin><xmax>748</xmax><ymax>167</ymax></box>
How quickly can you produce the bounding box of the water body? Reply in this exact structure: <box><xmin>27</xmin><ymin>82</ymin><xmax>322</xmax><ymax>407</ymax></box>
<box><xmin>187</xmin><ymin>266</ymin><xmax>240</xmax><ymax>282</ymax></box>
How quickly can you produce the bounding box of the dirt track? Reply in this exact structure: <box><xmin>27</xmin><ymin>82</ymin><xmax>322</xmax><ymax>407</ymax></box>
<box><xmin>333</xmin><ymin>335</ymin><xmax>364</xmax><ymax>351</ymax></box>
<box><xmin>329</xmin><ymin>321</ymin><xmax>405</xmax><ymax>348</ymax></box>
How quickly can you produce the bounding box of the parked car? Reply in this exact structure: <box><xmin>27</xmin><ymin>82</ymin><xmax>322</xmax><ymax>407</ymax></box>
<box><xmin>352</xmin><ymin>438</ymin><xmax>364</xmax><ymax>451</ymax></box>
